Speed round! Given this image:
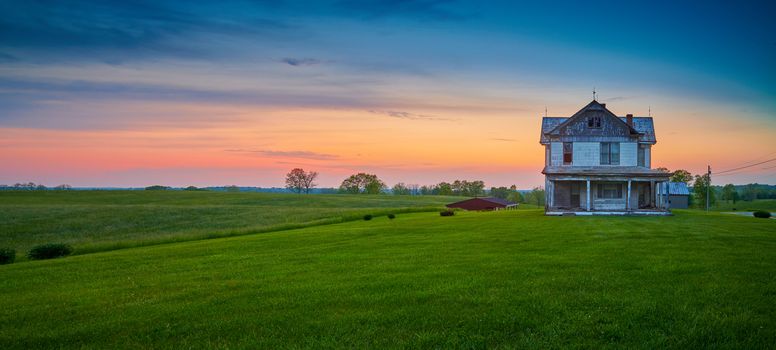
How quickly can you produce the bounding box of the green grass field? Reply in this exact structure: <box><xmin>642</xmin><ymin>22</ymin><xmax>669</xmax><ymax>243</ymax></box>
<box><xmin>1</xmin><ymin>193</ymin><xmax>774</xmax><ymax>349</ymax></box>
<box><xmin>711</xmin><ymin>199</ymin><xmax>776</xmax><ymax>212</ymax></box>
<box><xmin>0</xmin><ymin>191</ymin><xmax>455</xmax><ymax>257</ymax></box>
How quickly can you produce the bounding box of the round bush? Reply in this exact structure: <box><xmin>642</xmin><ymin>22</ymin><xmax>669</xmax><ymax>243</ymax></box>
<box><xmin>27</xmin><ymin>243</ymin><xmax>73</xmax><ymax>260</ymax></box>
<box><xmin>387</xmin><ymin>213</ymin><xmax>396</xmax><ymax>220</ymax></box>
<box><xmin>753</xmin><ymin>210</ymin><xmax>771</xmax><ymax>219</ymax></box>
<box><xmin>440</xmin><ymin>210</ymin><xmax>455</xmax><ymax>217</ymax></box>
<box><xmin>0</xmin><ymin>248</ymin><xmax>15</xmax><ymax>265</ymax></box>
<box><xmin>363</xmin><ymin>214</ymin><xmax>373</xmax><ymax>221</ymax></box>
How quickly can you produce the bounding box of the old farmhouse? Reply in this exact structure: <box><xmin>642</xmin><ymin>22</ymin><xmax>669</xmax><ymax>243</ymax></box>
<box><xmin>540</xmin><ymin>100</ymin><xmax>671</xmax><ymax>215</ymax></box>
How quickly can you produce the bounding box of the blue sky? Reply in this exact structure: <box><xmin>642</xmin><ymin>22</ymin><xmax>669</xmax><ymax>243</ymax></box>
<box><xmin>1</xmin><ymin>0</ymin><xmax>774</xmax><ymax>187</ymax></box>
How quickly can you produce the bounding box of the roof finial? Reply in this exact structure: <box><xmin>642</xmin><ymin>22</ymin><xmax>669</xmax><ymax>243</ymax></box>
<box><xmin>648</xmin><ymin>105</ymin><xmax>651</xmax><ymax>117</ymax></box>
<box><xmin>544</xmin><ymin>106</ymin><xmax>548</xmax><ymax>117</ymax></box>
<box><xmin>592</xmin><ymin>87</ymin><xmax>597</xmax><ymax>101</ymax></box>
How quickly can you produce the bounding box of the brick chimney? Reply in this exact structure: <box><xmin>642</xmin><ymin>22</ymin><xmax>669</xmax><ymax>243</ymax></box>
<box><xmin>626</xmin><ymin>113</ymin><xmax>633</xmax><ymax>126</ymax></box>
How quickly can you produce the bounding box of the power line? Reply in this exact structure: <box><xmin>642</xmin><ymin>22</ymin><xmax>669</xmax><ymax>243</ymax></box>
<box><xmin>715</xmin><ymin>157</ymin><xmax>776</xmax><ymax>175</ymax></box>
<box><xmin>715</xmin><ymin>151</ymin><xmax>776</xmax><ymax>173</ymax></box>
<box><xmin>715</xmin><ymin>163</ymin><xmax>776</xmax><ymax>177</ymax></box>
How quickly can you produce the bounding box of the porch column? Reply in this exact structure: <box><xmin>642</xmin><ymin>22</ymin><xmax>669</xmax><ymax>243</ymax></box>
<box><xmin>586</xmin><ymin>179</ymin><xmax>591</xmax><ymax>211</ymax></box>
<box><xmin>547</xmin><ymin>180</ymin><xmax>553</xmax><ymax>209</ymax></box>
<box><xmin>650</xmin><ymin>180</ymin><xmax>656</xmax><ymax>208</ymax></box>
<box><xmin>627</xmin><ymin>179</ymin><xmax>632</xmax><ymax>211</ymax></box>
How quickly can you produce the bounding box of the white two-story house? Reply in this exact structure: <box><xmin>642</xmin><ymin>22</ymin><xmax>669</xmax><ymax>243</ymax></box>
<box><xmin>540</xmin><ymin>100</ymin><xmax>671</xmax><ymax>215</ymax></box>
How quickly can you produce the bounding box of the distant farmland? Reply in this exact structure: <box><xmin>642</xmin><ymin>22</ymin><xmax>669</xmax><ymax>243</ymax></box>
<box><xmin>0</xmin><ymin>191</ymin><xmax>455</xmax><ymax>256</ymax></box>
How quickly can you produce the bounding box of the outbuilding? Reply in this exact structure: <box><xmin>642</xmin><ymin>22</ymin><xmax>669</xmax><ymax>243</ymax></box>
<box><xmin>663</xmin><ymin>182</ymin><xmax>690</xmax><ymax>209</ymax></box>
<box><xmin>446</xmin><ymin>197</ymin><xmax>518</xmax><ymax>211</ymax></box>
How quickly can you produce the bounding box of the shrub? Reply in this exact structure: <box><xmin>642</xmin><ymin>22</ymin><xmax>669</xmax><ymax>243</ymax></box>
<box><xmin>0</xmin><ymin>248</ymin><xmax>15</xmax><ymax>265</ymax></box>
<box><xmin>753</xmin><ymin>210</ymin><xmax>771</xmax><ymax>219</ymax></box>
<box><xmin>440</xmin><ymin>210</ymin><xmax>455</xmax><ymax>217</ymax></box>
<box><xmin>387</xmin><ymin>213</ymin><xmax>396</xmax><ymax>220</ymax></box>
<box><xmin>363</xmin><ymin>214</ymin><xmax>373</xmax><ymax>221</ymax></box>
<box><xmin>27</xmin><ymin>243</ymin><xmax>73</xmax><ymax>260</ymax></box>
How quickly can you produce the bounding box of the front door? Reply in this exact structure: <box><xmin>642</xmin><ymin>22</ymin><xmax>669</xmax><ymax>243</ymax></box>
<box><xmin>638</xmin><ymin>183</ymin><xmax>649</xmax><ymax>208</ymax></box>
<box><xmin>570</xmin><ymin>183</ymin><xmax>580</xmax><ymax>208</ymax></box>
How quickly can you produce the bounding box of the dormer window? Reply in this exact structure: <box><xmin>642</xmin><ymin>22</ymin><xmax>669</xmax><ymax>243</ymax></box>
<box><xmin>587</xmin><ymin>116</ymin><xmax>601</xmax><ymax>128</ymax></box>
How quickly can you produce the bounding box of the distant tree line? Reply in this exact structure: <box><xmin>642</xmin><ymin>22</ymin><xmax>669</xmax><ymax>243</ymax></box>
<box><xmin>0</xmin><ymin>183</ymin><xmax>71</xmax><ymax>190</ymax></box>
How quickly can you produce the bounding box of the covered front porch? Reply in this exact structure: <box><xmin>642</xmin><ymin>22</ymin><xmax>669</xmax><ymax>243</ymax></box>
<box><xmin>542</xmin><ymin>167</ymin><xmax>671</xmax><ymax>215</ymax></box>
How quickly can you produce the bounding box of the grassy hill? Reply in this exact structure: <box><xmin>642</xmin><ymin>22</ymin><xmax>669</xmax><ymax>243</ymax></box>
<box><xmin>1</xmin><ymin>209</ymin><xmax>774</xmax><ymax>348</ymax></box>
<box><xmin>0</xmin><ymin>191</ymin><xmax>455</xmax><ymax>257</ymax></box>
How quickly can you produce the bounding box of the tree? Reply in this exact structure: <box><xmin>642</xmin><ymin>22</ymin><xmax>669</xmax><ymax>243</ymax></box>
<box><xmin>508</xmin><ymin>191</ymin><xmax>524</xmax><ymax>204</ymax></box>
<box><xmin>742</xmin><ymin>184</ymin><xmax>758</xmax><ymax>201</ymax></box>
<box><xmin>670</xmin><ymin>169</ymin><xmax>693</xmax><ymax>185</ymax></box>
<box><xmin>721</xmin><ymin>184</ymin><xmax>738</xmax><ymax>203</ymax></box>
<box><xmin>490</xmin><ymin>186</ymin><xmax>510</xmax><ymax>200</ymax></box>
<box><xmin>528</xmin><ymin>187</ymin><xmax>546</xmax><ymax>207</ymax></box>
<box><xmin>285</xmin><ymin>168</ymin><xmax>318</xmax><ymax>194</ymax></box>
<box><xmin>392</xmin><ymin>183</ymin><xmax>410</xmax><ymax>195</ymax></box>
<box><xmin>339</xmin><ymin>173</ymin><xmax>386</xmax><ymax>194</ymax></box>
<box><xmin>692</xmin><ymin>174</ymin><xmax>716</xmax><ymax>208</ymax></box>
<box><xmin>464</xmin><ymin>180</ymin><xmax>485</xmax><ymax>197</ymax></box>
<box><xmin>54</xmin><ymin>184</ymin><xmax>72</xmax><ymax>190</ymax></box>
<box><xmin>436</xmin><ymin>182</ymin><xmax>453</xmax><ymax>196</ymax></box>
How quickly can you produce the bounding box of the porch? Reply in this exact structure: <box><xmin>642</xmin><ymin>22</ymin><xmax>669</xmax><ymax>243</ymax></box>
<box><xmin>544</xmin><ymin>173</ymin><xmax>671</xmax><ymax>215</ymax></box>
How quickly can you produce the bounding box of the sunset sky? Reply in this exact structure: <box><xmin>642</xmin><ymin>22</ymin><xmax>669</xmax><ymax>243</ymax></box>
<box><xmin>1</xmin><ymin>0</ymin><xmax>775</xmax><ymax>188</ymax></box>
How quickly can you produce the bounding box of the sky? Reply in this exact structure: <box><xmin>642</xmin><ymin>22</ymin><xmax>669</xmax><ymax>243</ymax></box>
<box><xmin>1</xmin><ymin>0</ymin><xmax>775</xmax><ymax>188</ymax></box>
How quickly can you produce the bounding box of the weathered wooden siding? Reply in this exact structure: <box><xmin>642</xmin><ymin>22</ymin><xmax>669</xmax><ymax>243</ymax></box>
<box><xmin>545</xmin><ymin>145</ymin><xmax>550</xmax><ymax>167</ymax></box>
<box><xmin>620</xmin><ymin>142</ymin><xmax>638</xmax><ymax>166</ymax></box>
<box><xmin>550</xmin><ymin>142</ymin><xmax>563</xmax><ymax>166</ymax></box>
<box><xmin>571</xmin><ymin>142</ymin><xmax>599</xmax><ymax>166</ymax></box>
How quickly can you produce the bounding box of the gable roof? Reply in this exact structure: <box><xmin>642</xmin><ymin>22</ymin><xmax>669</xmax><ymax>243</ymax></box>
<box><xmin>479</xmin><ymin>197</ymin><xmax>516</xmax><ymax>206</ymax></box>
<box><xmin>446</xmin><ymin>197</ymin><xmax>516</xmax><ymax>208</ymax></box>
<box><xmin>539</xmin><ymin>100</ymin><xmax>656</xmax><ymax>144</ymax></box>
<box><xmin>547</xmin><ymin>100</ymin><xmax>640</xmax><ymax>136</ymax></box>
<box><xmin>664</xmin><ymin>182</ymin><xmax>690</xmax><ymax>195</ymax></box>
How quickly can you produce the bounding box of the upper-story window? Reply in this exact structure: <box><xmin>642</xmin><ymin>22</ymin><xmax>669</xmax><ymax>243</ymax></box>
<box><xmin>600</xmin><ymin>142</ymin><xmax>620</xmax><ymax>165</ymax></box>
<box><xmin>638</xmin><ymin>144</ymin><xmax>647</xmax><ymax>167</ymax></box>
<box><xmin>587</xmin><ymin>116</ymin><xmax>601</xmax><ymax>128</ymax></box>
<box><xmin>563</xmin><ymin>142</ymin><xmax>573</xmax><ymax>165</ymax></box>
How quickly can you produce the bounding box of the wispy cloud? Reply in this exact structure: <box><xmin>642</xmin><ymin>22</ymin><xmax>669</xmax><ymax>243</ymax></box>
<box><xmin>0</xmin><ymin>1</ymin><xmax>293</xmax><ymax>63</ymax></box>
<box><xmin>490</xmin><ymin>138</ymin><xmax>517</xmax><ymax>142</ymax></box>
<box><xmin>369</xmin><ymin>110</ymin><xmax>452</xmax><ymax>121</ymax></box>
<box><xmin>225</xmin><ymin>149</ymin><xmax>339</xmax><ymax>160</ymax></box>
<box><xmin>0</xmin><ymin>52</ymin><xmax>18</xmax><ymax>62</ymax></box>
<box><xmin>280</xmin><ymin>58</ymin><xmax>322</xmax><ymax>66</ymax></box>
<box><xmin>335</xmin><ymin>0</ymin><xmax>469</xmax><ymax>21</ymax></box>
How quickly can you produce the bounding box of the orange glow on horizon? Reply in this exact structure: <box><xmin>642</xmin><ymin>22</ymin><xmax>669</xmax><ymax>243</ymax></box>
<box><xmin>1</xmin><ymin>99</ymin><xmax>774</xmax><ymax>188</ymax></box>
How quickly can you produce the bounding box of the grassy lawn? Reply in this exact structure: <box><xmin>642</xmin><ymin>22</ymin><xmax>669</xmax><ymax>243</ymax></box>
<box><xmin>1</xmin><ymin>209</ymin><xmax>774</xmax><ymax>348</ymax></box>
<box><xmin>0</xmin><ymin>191</ymin><xmax>455</xmax><ymax>257</ymax></box>
<box><xmin>711</xmin><ymin>199</ymin><xmax>776</xmax><ymax>212</ymax></box>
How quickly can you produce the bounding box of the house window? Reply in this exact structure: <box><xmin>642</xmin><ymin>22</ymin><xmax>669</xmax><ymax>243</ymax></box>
<box><xmin>638</xmin><ymin>144</ymin><xmax>646</xmax><ymax>167</ymax></box>
<box><xmin>587</xmin><ymin>116</ymin><xmax>602</xmax><ymax>128</ymax></box>
<box><xmin>600</xmin><ymin>142</ymin><xmax>620</xmax><ymax>165</ymax></box>
<box><xmin>597</xmin><ymin>184</ymin><xmax>623</xmax><ymax>199</ymax></box>
<box><xmin>563</xmin><ymin>142</ymin><xmax>573</xmax><ymax>165</ymax></box>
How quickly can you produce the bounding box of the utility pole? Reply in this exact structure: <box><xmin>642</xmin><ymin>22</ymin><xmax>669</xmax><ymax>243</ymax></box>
<box><xmin>706</xmin><ymin>165</ymin><xmax>711</xmax><ymax>211</ymax></box>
